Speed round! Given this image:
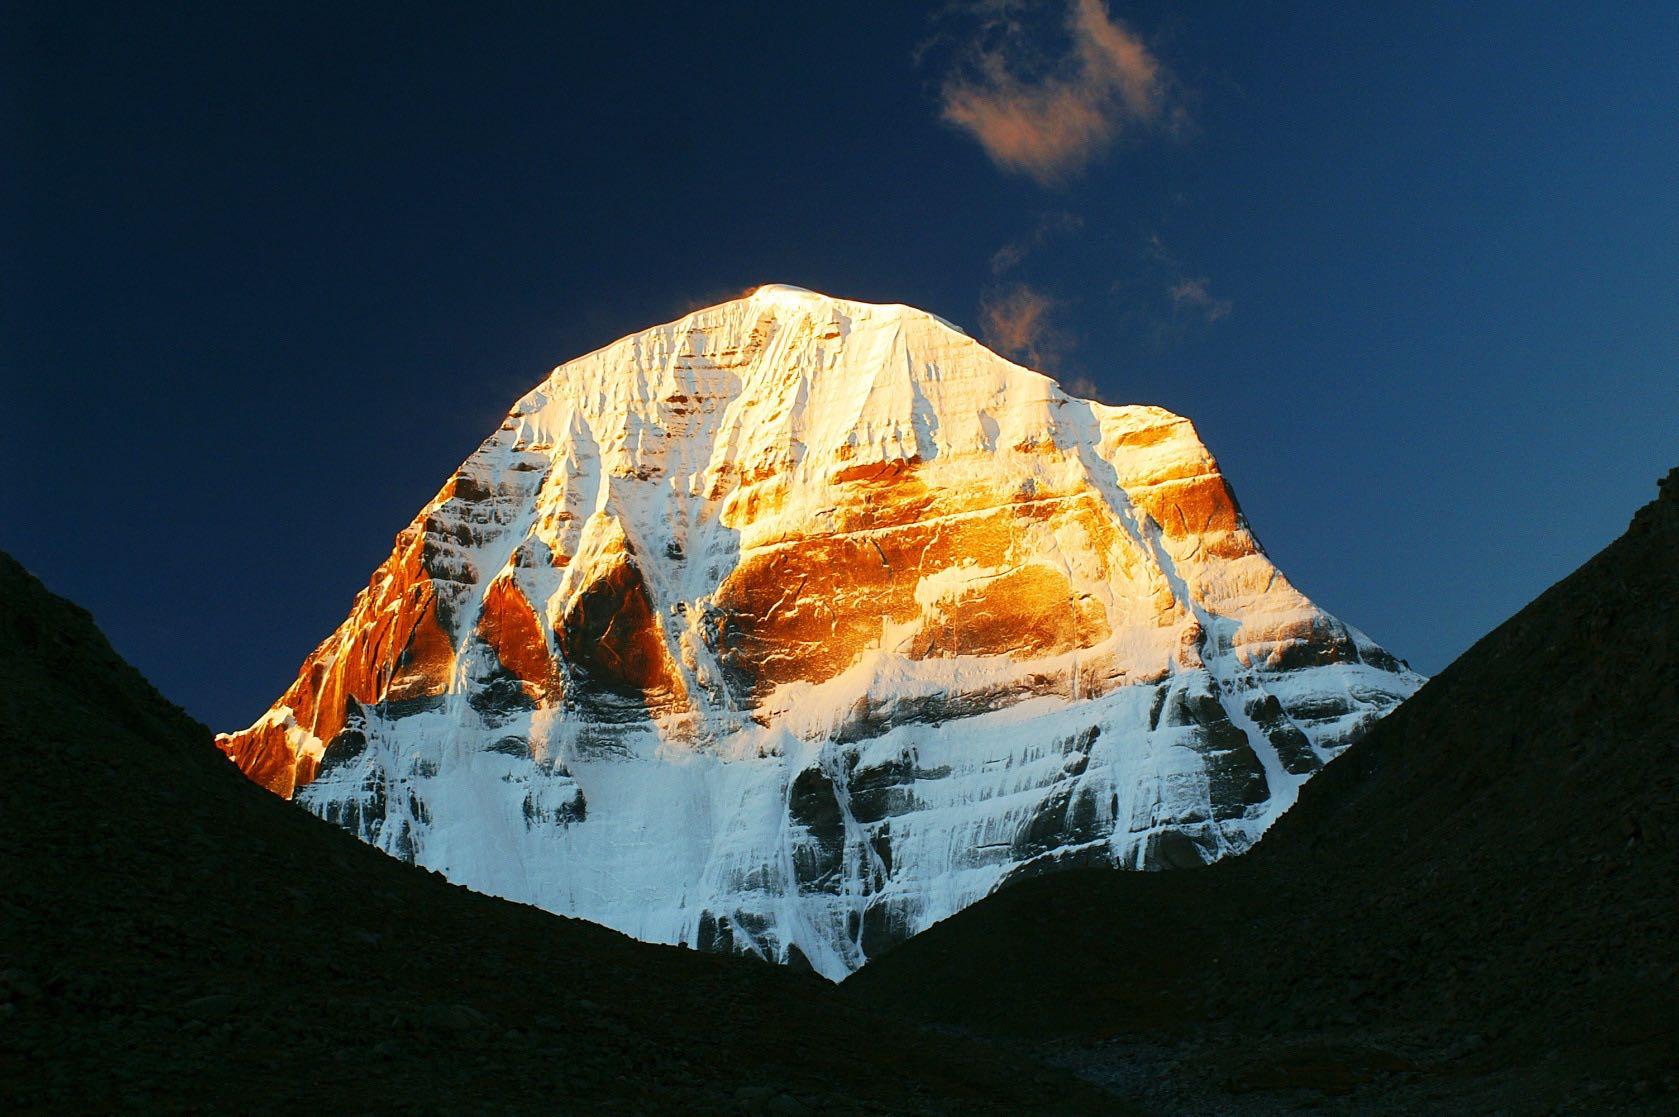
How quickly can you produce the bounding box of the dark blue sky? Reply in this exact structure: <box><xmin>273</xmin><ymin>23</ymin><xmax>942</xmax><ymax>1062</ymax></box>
<box><xmin>6</xmin><ymin>2</ymin><xmax>1676</xmax><ymax>730</ymax></box>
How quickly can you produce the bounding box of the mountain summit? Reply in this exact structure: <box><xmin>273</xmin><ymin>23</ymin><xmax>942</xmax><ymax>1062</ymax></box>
<box><xmin>219</xmin><ymin>286</ymin><xmax>1419</xmax><ymax>977</ymax></box>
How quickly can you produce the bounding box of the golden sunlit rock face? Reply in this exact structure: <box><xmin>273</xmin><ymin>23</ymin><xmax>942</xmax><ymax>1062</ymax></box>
<box><xmin>476</xmin><ymin>575</ymin><xmax>553</xmax><ymax>698</ymax></box>
<box><xmin>712</xmin><ymin>475</ymin><xmax>1123</xmax><ymax>697</ymax></box>
<box><xmin>217</xmin><ymin>285</ymin><xmax>1421</xmax><ymax>978</ymax></box>
<box><xmin>223</xmin><ymin>519</ymin><xmax>458</xmax><ymax>797</ymax></box>
<box><xmin>225</xmin><ymin>410</ymin><xmax>1248</xmax><ymax>783</ymax></box>
<box><xmin>558</xmin><ymin>550</ymin><xmax>688</xmax><ymax>714</ymax></box>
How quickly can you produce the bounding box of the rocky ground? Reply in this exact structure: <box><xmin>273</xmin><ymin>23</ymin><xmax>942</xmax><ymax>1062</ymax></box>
<box><xmin>848</xmin><ymin>468</ymin><xmax>1679</xmax><ymax>1115</ymax></box>
<box><xmin>0</xmin><ymin>552</ymin><xmax>1122</xmax><ymax>1115</ymax></box>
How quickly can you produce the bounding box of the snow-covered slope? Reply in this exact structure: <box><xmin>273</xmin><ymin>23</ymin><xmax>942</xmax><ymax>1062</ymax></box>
<box><xmin>219</xmin><ymin>284</ymin><xmax>1421</xmax><ymax>979</ymax></box>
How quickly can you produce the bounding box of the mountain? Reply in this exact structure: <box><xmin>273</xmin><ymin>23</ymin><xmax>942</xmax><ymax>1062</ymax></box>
<box><xmin>217</xmin><ymin>284</ymin><xmax>1420</xmax><ymax>978</ymax></box>
<box><xmin>0</xmin><ymin>550</ymin><xmax>1119</xmax><ymax>1115</ymax></box>
<box><xmin>847</xmin><ymin>469</ymin><xmax>1679</xmax><ymax>1115</ymax></box>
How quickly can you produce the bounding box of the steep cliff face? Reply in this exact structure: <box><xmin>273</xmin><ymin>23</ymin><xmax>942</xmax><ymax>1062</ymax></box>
<box><xmin>219</xmin><ymin>284</ymin><xmax>1420</xmax><ymax>978</ymax></box>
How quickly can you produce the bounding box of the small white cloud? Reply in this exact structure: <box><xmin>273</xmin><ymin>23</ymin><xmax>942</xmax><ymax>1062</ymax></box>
<box><xmin>937</xmin><ymin>0</ymin><xmax>1179</xmax><ymax>184</ymax></box>
<box><xmin>1167</xmin><ymin>276</ymin><xmax>1232</xmax><ymax>323</ymax></box>
<box><xmin>990</xmin><ymin>211</ymin><xmax>1084</xmax><ymax>275</ymax></box>
<box><xmin>980</xmin><ymin>284</ymin><xmax>1068</xmax><ymax>369</ymax></box>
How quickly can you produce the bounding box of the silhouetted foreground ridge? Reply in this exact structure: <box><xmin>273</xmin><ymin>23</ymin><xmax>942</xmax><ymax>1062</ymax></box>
<box><xmin>849</xmin><ymin>468</ymin><xmax>1679</xmax><ymax>1115</ymax></box>
<box><xmin>0</xmin><ymin>551</ymin><xmax>1116</xmax><ymax>1115</ymax></box>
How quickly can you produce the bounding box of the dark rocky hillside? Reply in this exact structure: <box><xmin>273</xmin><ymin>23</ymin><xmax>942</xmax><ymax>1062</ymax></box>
<box><xmin>0</xmin><ymin>553</ymin><xmax>1120</xmax><ymax>1116</ymax></box>
<box><xmin>848</xmin><ymin>469</ymin><xmax>1679</xmax><ymax>1116</ymax></box>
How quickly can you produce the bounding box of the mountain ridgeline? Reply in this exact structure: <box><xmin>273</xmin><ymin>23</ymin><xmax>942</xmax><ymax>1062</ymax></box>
<box><xmin>216</xmin><ymin>285</ymin><xmax>1419</xmax><ymax>977</ymax></box>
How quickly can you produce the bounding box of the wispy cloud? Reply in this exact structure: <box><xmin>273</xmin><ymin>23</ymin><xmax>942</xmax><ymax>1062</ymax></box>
<box><xmin>937</xmin><ymin>0</ymin><xmax>1179</xmax><ymax>184</ymax></box>
<box><xmin>1059</xmin><ymin>374</ymin><xmax>1109</xmax><ymax>402</ymax></box>
<box><xmin>990</xmin><ymin>211</ymin><xmax>1084</xmax><ymax>274</ymax></box>
<box><xmin>979</xmin><ymin>284</ymin><xmax>1114</xmax><ymax>399</ymax></box>
<box><xmin>1142</xmin><ymin>233</ymin><xmax>1234</xmax><ymax>327</ymax></box>
<box><xmin>1167</xmin><ymin>276</ymin><xmax>1232</xmax><ymax>322</ymax></box>
<box><xmin>980</xmin><ymin>284</ymin><xmax>1069</xmax><ymax>369</ymax></box>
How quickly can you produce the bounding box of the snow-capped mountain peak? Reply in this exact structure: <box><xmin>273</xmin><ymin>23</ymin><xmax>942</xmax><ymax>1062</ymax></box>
<box><xmin>218</xmin><ymin>286</ymin><xmax>1420</xmax><ymax>978</ymax></box>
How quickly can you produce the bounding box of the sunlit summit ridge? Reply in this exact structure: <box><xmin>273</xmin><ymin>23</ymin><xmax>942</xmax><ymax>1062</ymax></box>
<box><xmin>218</xmin><ymin>286</ymin><xmax>1421</xmax><ymax>978</ymax></box>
